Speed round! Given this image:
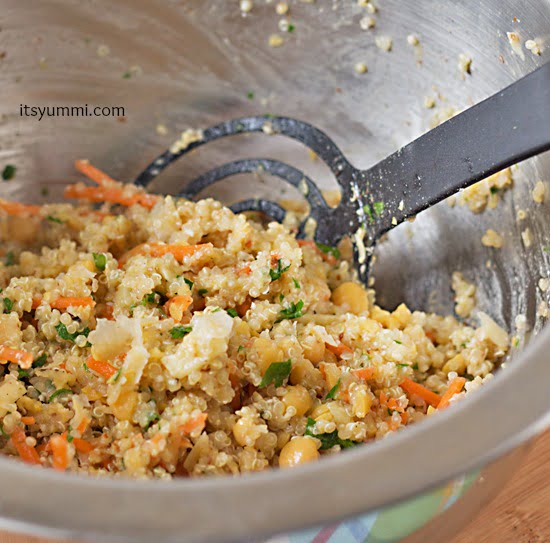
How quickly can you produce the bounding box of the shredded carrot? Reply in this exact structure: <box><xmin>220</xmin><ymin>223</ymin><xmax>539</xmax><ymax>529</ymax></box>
<box><xmin>180</xmin><ymin>413</ymin><xmax>208</xmax><ymax>435</ymax></box>
<box><xmin>118</xmin><ymin>242</ymin><xmax>212</xmax><ymax>268</ymax></box>
<box><xmin>237</xmin><ymin>265</ymin><xmax>252</xmax><ymax>276</ymax></box>
<box><xmin>165</xmin><ymin>295</ymin><xmax>193</xmax><ymax>322</ymax></box>
<box><xmin>73</xmin><ymin>437</ymin><xmax>94</xmax><ymax>454</ymax></box>
<box><xmin>97</xmin><ymin>303</ymin><xmax>115</xmax><ymax>320</ymax></box>
<box><xmin>20</xmin><ymin>416</ymin><xmax>36</xmax><ymax>425</ymax></box>
<box><xmin>85</xmin><ymin>356</ymin><xmax>118</xmax><ymax>380</ymax></box>
<box><xmin>0</xmin><ymin>198</ymin><xmax>41</xmax><ymax>217</ymax></box>
<box><xmin>352</xmin><ymin>368</ymin><xmax>375</xmax><ymax>380</ymax></box>
<box><xmin>64</xmin><ymin>184</ymin><xmax>159</xmax><ymax>210</ymax></box>
<box><xmin>400</xmin><ymin>378</ymin><xmax>441</xmax><ymax>408</ymax></box>
<box><xmin>35</xmin><ymin>442</ymin><xmax>50</xmax><ymax>455</ymax></box>
<box><xmin>0</xmin><ymin>346</ymin><xmax>34</xmax><ymax>369</ymax></box>
<box><xmin>32</xmin><ymin>296</ymin><xmax>96</xmax><ymax>310</ymax></box>
<box><xmin>379</xmin><ymin>392</ymin><xmax>404</xmax><ymax>413</ymax></box>
<box><xmin>76</xmin><ymin>417</ymin><xmax>91</xmax><ymax>435</ymax></box>
<box><xmin>50</xmin><ymin>433</ymin><xmax>70</xmax><ymax>471</ymax></box>
<box><xmin>438</xmin><ymin>377</ymin><xmax>467</xmax><ymax>410</ymax></box>
<box><xmin>326</xmin><ymin>342</ymin><xmax>353</xmax><ymax>357</ymax></box>
<box><xmin>400</xmin><ymin>412</ymin><xmax>409</xmax><ymax>425</ymax></box>
<box><xmin>10</xmin><ymin>428</ymin><xmax>41</xmax><ymax>465</ymax></box>
<box><xmin>74</xmin><ymin>159</ymin><xmax>117</xmax><ymax>187</ymax></box>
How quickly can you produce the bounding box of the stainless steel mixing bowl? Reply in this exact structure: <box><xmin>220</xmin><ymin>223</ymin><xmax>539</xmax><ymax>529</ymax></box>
<box><xmin>0</xmin><ymin>1</ymin><xmax>549</xmax><ymax>542</ymax></box>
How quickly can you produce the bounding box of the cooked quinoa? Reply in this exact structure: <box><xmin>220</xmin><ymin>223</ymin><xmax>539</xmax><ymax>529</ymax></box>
<box><xmin>0</xmin><ymin>162</ymin><xmax>509</xmax><ymax>478</ymax></box>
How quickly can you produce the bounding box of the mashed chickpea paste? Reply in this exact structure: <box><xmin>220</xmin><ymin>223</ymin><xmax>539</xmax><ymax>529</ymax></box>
<box><xmin>0</xmin><ymin>161</ymin><xmax>508</xmax><ymax>477</ymax></box>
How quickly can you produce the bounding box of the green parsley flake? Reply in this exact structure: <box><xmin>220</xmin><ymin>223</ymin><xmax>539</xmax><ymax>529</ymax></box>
<box><xmin>109</xmin><ymin>368</ymin><xmax>123</xmax><ymax>384</ymax></box>
<box><xmin>490</xmin><ymin>186</ymin><xmax>500</xmax><ymax>194</ymax></box>
<box><xmin>3</xmin><ymin>297</ymin><xmax>13</xmax><ymax>313</ymax></box>
<box><xmin>83</xmin><ymin>362</ymin><xmax>90</xmax><ymax>372</ymax></box>
<box><xmin>227</xmin><ymin>308</ymin><xmax>238</xmax><ymax>318</ymax></box>
<box><xmin>198</xmin><ymin>288</ymin><xmax>208</xmax><ymax>297</ymax></box>
<box><xmin>144</xmin><ymin>411</ymin><xmax>160</xmax><ymax>431</ymax></box>
<box><xmin>48</xmin><ymin>388</ymin><xmax>72</xmax><ymax>403</ymax></box>
<box><xmin>170</xmin><ymin>325</ymin><xmax>192</xmax><ymax>339</ymax></box>
<box><xmin>269</xmin><ymin>259</ymin><xmax>290</xmax><ymax>281</ymax></box>
<box><xmin>304</xmin><ymin>417</ymin><xmax>356</xmax><ymax>450</ymax></box>
<box><xmin>373</xmin><ymin>201</ymin><xmax>384</xmax><ymax>216</ymax></box>
<box><xmin>122</xmin><ymin>71</ymin><xmax>132</xmax><ymax>79</ymax></box>
<box><xmin>18</xmin><ymin>369</ymin><xmax>29</xmax><ymax>379</ymax></box>
<box><xmin>4</xmin><ymin>251</ymin><xmax>14</xmax><ymax>266</ymax></box>
<box><xmin>46</xmin><ymin>215</ymin><xmax>64</xmax><ymax>224</ymax></box>
<box><xmin>412</xmin><ymin>363</ymin><xmax>419</xmax><ymax>370</ymax></box>
<box><xmin>259</xmin><ymin>360</ymin><xmax>292</xmax><ymax>388</ymax></box>
<box><xmin>237</xmin><ymin>345</ymin><xmax>245</xmax><ymax>353</ymax></box>
<box><xmin>55</xmin><ymin>323</ymin><xmax>90</xmax><ymax>343</ymax></box>
<box><xmin>32</xmin><ymin>354</ymin><xmax>48</xmax><ymax>368</ymax></box>
<box><xmin>247</xmin><ymin>91</ymin><xmax>254</xmax><ymax>100</ymax></box>
<box><xmin>184</xmin><ymin>278</ymin><xmax>194</xmax><ymax>290</ymax></box>
<box><xmin>1</xmin><ymin>164</ymin><xmax>16</xmax><ymax>181</ymax></box>
<box><xmin>67</xmin><ymin>427</ymin><xmax>74</xmax><ymax>443</ymax></box>
<box><xmin>292</xmin><ymin>278</ymin><xmax>300</xmax><ymax>289</ymax></box>
<box><xmin>276</xmin><ymin>300</ymin><xmax>304</xmax><ymax>323</ymax></box>
<box><xmin>315</xmin><ymin>243</ymin><xmax>341</xmax><ymax>260</ymax></box>
<box><xmin>396</xmin><ymin>363</ymin><xmax>409</xmax><ymax>368</ymax></box>
<box><xmin>287</xmin><ymin>23</ymin><xmax>295</xmax><ymax>32</ymax></box>
<box><xmin>325</xmin><ymin>378</ymin><xmax>341</xmax><ymax>400</ymax></box>
<box><xmin>93</xmin><ymin>252</ymin><xmax>107</xmax><ymax>271</ymax></box>
<box><xmin>394</xmin><ymin>340</ymin><xmax>402</xmax><ymax>345</ymax></box>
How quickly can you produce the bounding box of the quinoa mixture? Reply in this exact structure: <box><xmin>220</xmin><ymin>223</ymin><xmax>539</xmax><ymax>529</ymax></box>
<box><xmin>0</xmin><ymin>162</ymin><xmax>509</xmax><ymax>478</ymax></box>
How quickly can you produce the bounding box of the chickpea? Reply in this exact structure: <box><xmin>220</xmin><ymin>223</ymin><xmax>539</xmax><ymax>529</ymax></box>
<box><xmin>282</xmin><ymin>385</ymin><xmax>313</xmax><ymax>417</ymax></box>
<box><xmin>332</xmin><ymin>282</ymin><xmax>370</xmax><ymax>315</ymax></box>
<box><xmin>290</xmin><ymin>358</ymin><xmax>314</xmax><ymax>385</ymax></box>
<box><xmin>302</xmin><ymin>336</ymin><xmax>325</xmax><ymax>364</ymax></box>
<box><xmin>233</xmin><ymin>417</ymin><xmax>259</xmax><ymax>447</ymax></box>
<box><xmin>279</xmin><ymin>437</ymin><xmax>319</xmax><ymax>468</ymax></box>
<box><xmin>253</xmin><ymin>337</ymin><xmax>284</xmax><ymax>375</ymax></box>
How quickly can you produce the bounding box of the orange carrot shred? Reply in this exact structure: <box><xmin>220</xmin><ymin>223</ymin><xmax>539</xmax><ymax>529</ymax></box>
<box><xmin>0</xmin><ymin>198</ymin><xmax>41</xmax><ymax>217</ymax></box>
<box><xmin>165</xmin><ymin>295</ymin><xmax>193</xmax><ymax>322</ymax></box>
<box><xmin>118</xmin><ymin>242</ymin><xmax>212</xmax><ymax>268</ymax></box>
<box><xmin>73</xmin><ymin>437</ymin><xmax>94</xmax><ymax>454</ymax></box>
<box><xmin>64</xmin><ymin>184</ymin><xmax>159</xmax><ymax>210</ymax></box>
<box><xmin>400</xmin><ymin>378</ymin><xmax>441</xmax><ymax>408</ymax></box>
<box><xmin>76</xmin><ymin>417</ymin><xmax>91</xmax><ymax>435</ymax></box>
<box><xmin>50</xmin><ymin>433</ymin><xmax>70</xmax><ymax>471</ymax></box>
<box><xmin>10</xmin><ymin>428</ymin><xmax>41</xmax><ymax>465</ymax></box>
<box><xmin>85</xmin><ymin>356</ymin><xmax>118</xmax><ymax>380</ymax></box>
<box><xmin>20</xmin><ymin>416</ymin><xmax>36</xmax><ymax>425</ymax></box>
<box><xmin>326</xmin><ymin>342</ymin><xmax>353</xmax><ymax>357</ymax></box>
<box><xmin>400</xmin><ymin>412</ymin><xmax>409</xmax><ymax>425</ymax></box>
<box><xmin>180</xmin><ymin>413</ymin><xmax>207</xmax><ymax>435</ymax></box>
<box><xmin>438</xmin><ymin>377</ymin><xmax>467</xmax><ymax>410</ymax></box>
<box><xmin>74</xmin><ymin>159</ymin><xmax>117</xmax><ymax>186</ymax></box>
<box><xmin>353</xmin><ymin>368</ymin><xmax>375</xmax><ymax>380</ymax></box>
<box><xmin>0</xmin><ymin>346</ymin><xmax>34</xmax><ymax>369</ymax></box>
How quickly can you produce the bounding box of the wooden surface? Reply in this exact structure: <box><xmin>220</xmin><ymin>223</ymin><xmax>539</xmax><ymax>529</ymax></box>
<box><xmin>0</xmin><ymin>431</ymin><xmax>549</xmax><ymax>543</ymax></box>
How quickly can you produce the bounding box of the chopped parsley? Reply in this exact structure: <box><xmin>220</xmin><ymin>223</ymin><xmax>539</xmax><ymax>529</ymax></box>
<box><xmin>46</xmin><ymin>215</ymin><xmax>63</xmax><ymax>224</ymax></box>
<box><xmin>412</xmin><ymin>363</ymin><xmax>419</xmax><ymax>370</ymax></box>
<box><xmin>247</xmin><ymin>91</ymin><xmax>255</xmax><ymax>100</ymax></box>
<box><xmin>315</xmin><ymin>243</ymin><xmax>340</xmax><ymax>260</ymax></box>
<box><xmin>4</xmin><ymin>251</ymin><xmax>14</xmax><ymax>266</ymax></box>
<box><xmin>325</xmin><ymin>378</ymin><xmax>341</xmax><ymax>400</ymax></box>
<box><xmin>259</xmin><ymin>360</ymin><xmax>292</xmax><ymax>388</ymax></box>
<box><xmin>394</xmin><ymin>340</ymin><xmax>402</xmax><ymax>345</ymax></box>
<box><xmin>372</xmin><ymin>201</ymin><xmax>384</xmax><ymax>216</ymax></box>
<box><xmin>1</xmin><ymin>164</ymin><xmax>16</xmax><ymax>181</ymax></box>
<box><xmin>269</xmin><ymin>259</ymin><xmax>290</xmax><ymax>281</ymax></box>
<box><xmin>275</xmin><ymin>300</ymin><xmax>304</xmax><ymax>323</ymax></box>
<box><xmin>92</xmin><ymin>252</ymin><xmax>107</xmax><ymax>271</ymax></box>
<box><xmin>67</xmin><ymin>426</ymin><xmax>74</xmax><ymax>443</ymax></box>
<box><xmin>133</xmin><ymin>291</ymin><xmax>168</xmax><ymax>309</ymax></box>
<box><xmin>287</xmin><ymin>23</ymin><xmax>296</xmax><ymax>32</ymax></box>
<box><xmin>122</xmin><ymin>71</ymin><xmax>132</xmax><ymax>79</ymax></box>
<box><xmin>32</xmin><ymin>354</ymin><xmax>48</xmax><ymax>368</ymax></box>
<box><xmin>83</xmin><ymin>362</ymin><xmax>90</xmax><ymax>372</ymax></box>
<box><xmin>396</xmin><ymin>363</ymin><xmax>409</xmax><ymax>368</ymax></box>
<box><xmin>304</xmin><ymin>418</ymin><xmax>357</xmax><ymax>450</ymax></box>
<box><xmin>227</xmin><ymin>308</ymin><xmax>238</xmax><ymax>318</ymax></box>
<box><xmin>292</xmin><ymin>278</ymin><xmax>300</xmax><ymax>289</ymax></box>
<box><xmin>198</xmin><ymin>288</ymin><xmax>208</xmax><ymax>297</ymax></box>
<box><xmin>55</xmin><ymin>323</ymin><xmax>90</xmax><ymax>343</ymax></box>
<box><xmin>41</xmin><ymin>187</ymin><xmax>50</xmax><ymax>197</ymax></box>
<box><xmin>3</xmin><ymin>297</ymin><xmax>13</xmax><ymax>313</ymax></box>
<box><xmin>48</xmin><ymin>388</ymin><xmax>72</xmax><ymax>403</ymax></box>
<box><xmin>543</xmin><ymin>246</ymin><xmax>549</xmax><ymax>253</ymax></box>
<box><xmin>184</xmin><ymin>277</ymin><xmax>194</xmax><ymax>290</ymax></box>
<box><xmin>170</xmin><ymin>325</ymin><xmax>192</xmax><ymax>339</ymax></box>
<box><xmin>237</xmin><ymin>345</ymin><xmax>245</xmax><ymax>353</ymax></box>
<box><xmin>364</xmin><ymin>204</ymin><xmax>374</xmax><ymax>224</ymax></box>
<box><xmin>18</xmin><ymin>369</ymin><xmax>29</xmax><ymax>379</ymax></box>
<box><xmin>279</xmin><ymin>293</ymin><xmax>285</xmax><ymax>302</ymax></box>
<box><xmin>490</xmin><ymin>186</ymin><xmax>500</xmax><ymax>194</ymax></box>
<box><xmin>212</xmin><ymin>307</ymin><xmax>221</xmax><ymax>313</ymax></box>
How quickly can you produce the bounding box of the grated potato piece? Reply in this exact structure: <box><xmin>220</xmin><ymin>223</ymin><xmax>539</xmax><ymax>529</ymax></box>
<box><xmin>532</xmin><ymin>181</ymin><xmax>546</xmax><ymax>203</ymax></box>
<box><xmin>481</xmin><ymin>229</ymin><xmax>503</xmax><ymax>248</ymax></box>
